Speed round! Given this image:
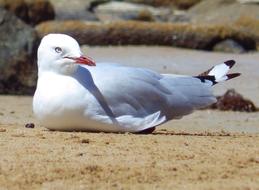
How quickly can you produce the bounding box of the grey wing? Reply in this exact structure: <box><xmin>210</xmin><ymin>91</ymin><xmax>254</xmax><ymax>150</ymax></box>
<box><xmin>88</xmin><ymin>64</ymin><xmax>171</xmax><ymax>117</ymax></box>
<box><xmin>88</xmin><ymin>64</ymin><xmax>216</xmax><ymax>121</ymax></box>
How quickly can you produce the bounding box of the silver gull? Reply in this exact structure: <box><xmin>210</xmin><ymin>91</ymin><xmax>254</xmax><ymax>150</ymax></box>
<box><xmin>33</xmin><ymin>34</ymin><xmax>240</xmax><ymax>133</ymax></box>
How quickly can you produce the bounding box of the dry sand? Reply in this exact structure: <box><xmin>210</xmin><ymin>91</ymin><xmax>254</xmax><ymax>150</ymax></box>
<box><xmin>0</xmin><ymin>47</ymin><xmax>259</xmax><ymax>190</ymax></box>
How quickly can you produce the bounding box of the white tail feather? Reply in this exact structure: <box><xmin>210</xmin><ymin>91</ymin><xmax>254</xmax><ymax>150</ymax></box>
<box><xmin>208</xmin><ymin>60</ymin><xmax>235</xmax><ymax>82</ymax></box>
<box><xmin>197</xmin><ymin>60</ymin><xmax>240</xmax><ymax>85</ymax></box>
<box><xmin>208</xmin><ymin>64</ymin><xmax>229</xmax><ymax>82</ymax></box>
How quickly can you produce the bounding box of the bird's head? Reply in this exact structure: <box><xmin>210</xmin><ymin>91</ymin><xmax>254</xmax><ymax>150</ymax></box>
<box><xmin>37</xmin><ymin>33</ymin><xmax>95</xmax><ymax>75</ymax></box>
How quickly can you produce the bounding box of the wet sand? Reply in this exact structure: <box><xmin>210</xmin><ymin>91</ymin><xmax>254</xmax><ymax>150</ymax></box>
<box><xmin>0</xmin><ymin>47</ymin><xmax>259</xmax><ymax>189</ymax></box>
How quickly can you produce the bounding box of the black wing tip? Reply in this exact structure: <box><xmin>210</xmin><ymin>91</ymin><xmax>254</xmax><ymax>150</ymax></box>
<box><xmin>227</xmin><ymin>73</ymin><xmax>241</xmax><ymax>80</ymax></box>
<box><xmin>195</xmin><ymin>75</ymin><xmax>217</xmax><ymax>85</ymax></box>
<box><xmin>224</xmin><ymin>60</ymin><xmax>236</xmax><ymax>68</ymax></box>
<box><xmin>195</xmin><ymin>73</ymin><xmax>240</xmax><ymax>85</ymax></box>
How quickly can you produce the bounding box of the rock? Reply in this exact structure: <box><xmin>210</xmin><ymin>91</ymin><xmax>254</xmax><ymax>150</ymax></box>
<box><xmin>0</xmin><ymin>0</ymin><xmax>28</xmax><ymax>21</ymax></box>
<box><xmin>0</xmin><ymin>0</ymin><xmax>55</xmax><ymax>25</ymax></box>
<box><xmin>188</xmin><ymin>0</ymin><xmax>259</xmax><ymax>24</ymax></box>
<box><xmin>187</xmin><ymin>0</ymin><xmax>259</xmax><ymax>50</ymax></box>
<box><xmin>81</xmin><ymin>139</ymin><xmax>90</xmax><ymax>144</ymax></box>
<box><xmin>238</xmin><ymin>0</ymin><xmax>259</xmax><ymax>4</ymax></box>
<box><xmin>49</xmin><ymin>0</ymin><xmax>98</xmax><ymax>21</ymax></box>
<box><xmin>169</xmin><ymin>10</ymin><xmax>191</xmax><ymax>23</ymax></box>
<box><xmin>0</xmin><ymin>8</ymin><xmax>38</xmax><ymax>94</ymax></box>
<box><xmin>94</xmin><ymin>1</ymin><xmax>171</xmax><ymax>22</ymax></box>
<box><xmin>36</xmin><ymin>20</ymin><xmax>256</xmax><ymax>51</ymax></box>
<box><xmin>210</xmin><ymin>89</ymin><xmax>257</xmax><ymax>112</ymax></box>
<box><xmin>25</xmin><ymin>123</ymin><xmax>35</xmax><ymax>128</ymax></box>
<box><xmin>212</xmin><ymin>39</ymin><xmax>246</xmax><ymax>53</ymax></box>
<box><xmin>88</xmin><ymin>0</ymin><xmax>109</xmax><ymax>12</ymax></box>
<box><xmin>0</xmin><ymin>128</ymin><xmax>6</xmax><ymax>132</ymax></box>
<box><xmin>125</xmin><ymin>0</ymin><xmax>202</xmax><ymax>9</ymax></box>
<box><xmin>234</xmin><ymin>16</ymin><xmax>259</xmax><ymax>51</ymax></box>
<box><xmin>25</xmin><ymin>0</ymin><xmax>55</xmax><ymax>25</ymax></box>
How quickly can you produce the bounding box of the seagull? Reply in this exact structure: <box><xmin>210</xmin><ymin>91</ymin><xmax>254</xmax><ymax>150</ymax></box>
<box><xmin>33</xmin><ymin>33</ymin><xmax>241</xmax><ymax>133</ymax></box>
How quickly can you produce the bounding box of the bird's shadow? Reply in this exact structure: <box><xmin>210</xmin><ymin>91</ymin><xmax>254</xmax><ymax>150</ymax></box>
<box><xmin>72</xmin><ymin>66</ymin><xmax>119</xmax><ymax>125</ymax></box>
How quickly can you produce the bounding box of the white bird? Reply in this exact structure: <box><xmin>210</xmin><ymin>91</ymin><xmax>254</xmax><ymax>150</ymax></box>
<box><xmin>33</xmin><ymin>34</ymin><xmax>240</xmax><ymax>133</ymax></box>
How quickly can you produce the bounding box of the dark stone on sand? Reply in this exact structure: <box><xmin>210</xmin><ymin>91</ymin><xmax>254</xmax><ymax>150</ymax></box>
<box><xmin>0</xmin><ymin>8</ymin><xmax>39</xmax><ymax>94</ymax></box>
<box><xmin>81</xmin><ymin>139</ymin><xmax>90</xmax><ymax>144</ymax></box>
<box><xmin>25</xmin><ymin>123</ymin><xmax>35</xmax><ymax>128</ymax></box>
<box><xmin>0</xmin><ymin>128</ymin><xmax>6</xmax><ymax>132</ymax></box>
<box><xmin>210</xmin><ymin>89</ymin><xmax>257</xmax><ymax>112</ymax></box>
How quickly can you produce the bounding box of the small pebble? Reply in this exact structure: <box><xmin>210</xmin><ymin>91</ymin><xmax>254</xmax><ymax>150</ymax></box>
<box><xmin>25</xmin><ymin>123</ymin><xmax>35</xmax><ymax>128</ymax></box>
<box><xmin>81</xmin><ymin>139</ymin><xmax>90</xmax><ymax>144</ymax></box>
<box><xmin>160</xmin><ymin>129</ymin><xmax>167</xmax><ymax>131</ymax></box>
<box><xmin>77</xmin><ymin>153</ymin><xmax>84</xmax><ymax>156</ymax></box>
<box><xmin>0</xmin><ymin>128</ymin><xmax>6</xmax><ymax>132</ymax></box>
<box><xmin>249</xmin><ymin>157</ymin><xmax>259</xmax><ymax>163</ymax></box>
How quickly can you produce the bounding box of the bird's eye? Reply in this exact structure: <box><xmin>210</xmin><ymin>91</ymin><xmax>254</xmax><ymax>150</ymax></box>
<box><xmin>55</xmin><ymin>47</ymin><xmax>62</xmax><ymax>53</ymax></box>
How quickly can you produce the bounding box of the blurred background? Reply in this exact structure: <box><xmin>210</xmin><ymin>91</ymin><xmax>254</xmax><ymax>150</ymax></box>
<box><xmin>0</xmin><ymin>0</ymin><xmax>258</xmax><ymax>96</ymax></box>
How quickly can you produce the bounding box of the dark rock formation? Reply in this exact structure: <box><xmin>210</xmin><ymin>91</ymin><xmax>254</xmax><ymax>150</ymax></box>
<box><xmin>36</xmin><ymin>20</ymin><xmax>256</xmax><ymax>51</ymax></box>
<box><xmin>25</xmin><ymin>0</ymin><xmax>55</xmax><ymax>25</ymax></box>
<box><xmin>0</xmin><ymin>0</ymin><xmax>55</xmax><ymax>25</ymax></box>
<box><xmin>0</xmin><ymin>8</ymin><xmax>38</xmax><ymax>94</ymax></box>
<box><xmin>0</xmin><ymin>0</ymin><xmax>28</xmax><ymax>22</ymax></box>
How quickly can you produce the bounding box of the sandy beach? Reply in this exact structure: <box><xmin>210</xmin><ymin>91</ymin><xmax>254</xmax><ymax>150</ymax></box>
<box><xmin>0</xmin><ymin>47</ymin><xmax>259</xmax><ymax>189</ymax></box>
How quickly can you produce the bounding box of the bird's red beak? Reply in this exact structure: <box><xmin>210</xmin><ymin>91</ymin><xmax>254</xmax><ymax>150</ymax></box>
<box><xmin>65</xmin><ymin>55</ymin><xmax>96</xmax><ymax>66</ymax></box>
